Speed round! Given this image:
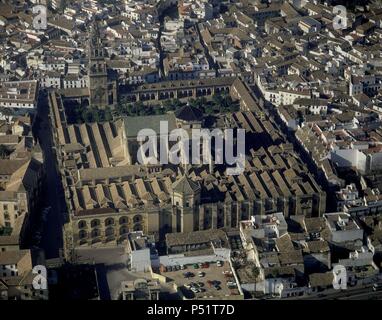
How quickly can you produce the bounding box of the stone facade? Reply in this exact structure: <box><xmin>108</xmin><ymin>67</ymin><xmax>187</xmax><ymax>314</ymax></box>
<box><xmin>88</xmin><ymin>21</ymin><xmax>117</xmax><ymax>109</ymax></box>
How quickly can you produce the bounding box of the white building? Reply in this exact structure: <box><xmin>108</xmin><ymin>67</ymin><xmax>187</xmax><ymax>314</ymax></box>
<box><xmin>40</xmin><ymin>72</ymin><xmax>62</xmax><ymax>89</ymax></box>
<box><xmin>0</xmin><ymin>250</ymin><xmax>32</xmax><ymax>278</ymax></box>
<box><xmin>265</xmin><ymin>89</ymin><xmax>311</xmax><ymax>106</ymax></box>
<box><xmin>324</xmin><ymin>212</ymin><xmax>363</xmax><ymax>244</ymax></box>
<box><xmin>298</xmin><ymin>17</ymin><xmax>321</xmax><ymax>34</ymax></box>
<box><xmin>336</xmin><ymin>184</ymin><xmax>363</xmax><ymax>211</ymax></box>
<box><xmin>126</xmin><ymin>232</ymin><xmax>159</xmax><ymax>272</ymax></box>
<box><xmin>0</xmin><ymin>80</ymin><xmax>38</xmax><ymax>112</ymax></box>
<box><xmin>62</xmin><ymin>74</ymin><xmax>88</xmax><ymax>89</ymax></box>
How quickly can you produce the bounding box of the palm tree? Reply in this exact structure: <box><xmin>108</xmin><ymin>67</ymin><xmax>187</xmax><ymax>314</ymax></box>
<box><xmin>0</xmin><ymin>108</ymin><xmax>12</xmax><ymax>122</ymax></box>
<box><xmin>0</xmin><ymin>145</ymin><xmax>10</xmax><ymax>159</ymax></box>
<box><xmin>135</xmin><ymin>101</ymin><xmax>144</xmax><ymax>115</ymax></box>
<box><xmin>189</xmin><ymin>98</ymin><xmax>198</xmax><ymax>108</ymax></box>
<box><xmin>212</xmin><ymin>94</ymin><xmax>223</xmax><ymax>112</ymax></box>
<box><xmin>252</xmin><ymin>266</ymin><xmax>260</xmax><ymax>292</ymax></box>
<box><xmin>252</xmin><ymin>266</ymin><xmax>260</xmax><ymax>279</ymax></box>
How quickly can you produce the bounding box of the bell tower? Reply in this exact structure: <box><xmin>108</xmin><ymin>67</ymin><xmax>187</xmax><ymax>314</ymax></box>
<box><xmin>88</xmin><ymin>20</ymin><xmax>116</xmax><ymax>109</ymax></box>
<box><xmin>172</xmin><ymin>175</ymin><xmax>201</xmax><ymax>233</ymax></box>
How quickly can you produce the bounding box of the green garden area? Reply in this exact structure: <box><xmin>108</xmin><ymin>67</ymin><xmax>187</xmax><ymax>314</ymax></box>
<box><xmin>64</xmin><ymin>94</ymin><xmax>239</xmax><ymax>124</ymax></box>
<box><xmin>0</xmin><ymin>226</ymin><xmax>13</xmax><ymax>236</ymax></box>
<box><xmin>64</xmin><ymin>101</ymin><xmax>114</xmax><ymax>124</ymax></box>
<box><xmin>116</xmin><ymin>93</ymin><xmax>239</xmax><ymax>117</ymax></box>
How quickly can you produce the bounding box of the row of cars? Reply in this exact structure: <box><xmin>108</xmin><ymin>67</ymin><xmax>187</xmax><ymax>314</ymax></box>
<box><xmin>183</xmin><ymin>271</ymin><xmax>205</xmax><ymax>278</ymax></box>
<box><xmin>183</xmin><ymin>277</ymin><xmax>237</xmax><ymax>294</ymax></box>
<box><xmin>182</xmin><ymin>261</ymin><xmax>227</xmax><ymax>295</ymax></box>
<box><xmin>161</xmin><ymin>264</ymin><xmax>186</xmax><ymax>272</ymax></box>
<box><xmin>161</xmin><ymin>260</ymin><xmax>224</xmax><ymax>273</ymax></box>
<box><xmin>184</xmin><ymin>280</ymin><xmax>224</xmax><ymax>294</ymax></box>
<box><xmin>191</xmin><ymin>261</ymin><xmax>224</xmax><ymax>269</ymax></box>
<box><xmin>222</xmin><ymin>270</ymin><xmax>237</xmax><ymax>289</ymax></box>
<box><xmin>184</xmin><ymin>282</ymin><xmax>207</xmax><ymax>294</ymax></box>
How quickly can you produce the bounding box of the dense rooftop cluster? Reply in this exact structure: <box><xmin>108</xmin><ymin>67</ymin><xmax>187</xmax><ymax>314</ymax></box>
<box><xmin>1</xmin><ymin>0</ymin><xmax>382</xmax><ymax>301</ymax></box>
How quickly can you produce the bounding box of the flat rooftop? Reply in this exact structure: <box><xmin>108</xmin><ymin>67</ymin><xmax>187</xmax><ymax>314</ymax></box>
<box><xmin>166</xmin><ymin>229</ymin><xmax>229</xmax><ymax>248</ymax></box>
<box><xmin>161</xmin><ymin>261</ymin><xmax>242</xmax><ymax>300</ymax></box>
<box><xmin>0</xmin><ymin>80</ymin><xmax>38</xmax><ymax>104</ymax></box>
<box><xmin>324</xmin><ymin>213</ymin><xmax>360</xmax><ymax>231</ymax></box>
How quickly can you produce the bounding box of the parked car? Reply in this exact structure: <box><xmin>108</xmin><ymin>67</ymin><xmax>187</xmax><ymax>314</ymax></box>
<box><xmin>180</xmin><ymin>265</ymin><xmax>186</xmax><ymax>270</ymax></box>
<box><xmin>191</xmin><ymin>287</ymin><xmax>200</xmax><ymax>293</ymax></box>
<box><xmin>222</xmin><ymin>270</ymin><xmax>232</xmax><ymax>275</ymax></box>
<box><xmin>198</xmin><ymin>271</ymin><xmax>205</xmax><ymax>277</ymax></box>
<box><xmin>217</xmin><ymin>261</ymin><xmax>223</xmax><ymax>267</ymax></box>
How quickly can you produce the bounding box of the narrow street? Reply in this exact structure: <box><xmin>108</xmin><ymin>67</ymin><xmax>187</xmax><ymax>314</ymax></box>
<box><xmin>195</xmin><ymin>22</ymin><xmax>218</xmax><ymax>77</ymax></box>
<box><xmin>34</xmin><ymin>91</ymin><xmax>67</xmax><ymax>259</ymax></box>
<box><xmin>157</xmin><ymin>15</ymin><xmax>165</xmax><ymax>78</ymax></box>
<box><xmin>157</xmin><ymin>5</ymin><xmax>182</xmax><ymax>80</ymax></box>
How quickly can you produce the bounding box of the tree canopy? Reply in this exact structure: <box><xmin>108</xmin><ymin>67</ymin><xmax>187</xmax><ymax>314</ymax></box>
<box><xmin>0</xmin><ymin>144</ymin><xmax>11</xmax><ymax>159</ymax></box>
